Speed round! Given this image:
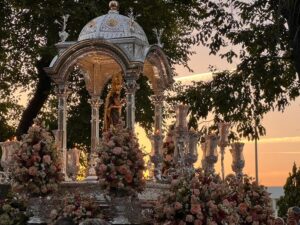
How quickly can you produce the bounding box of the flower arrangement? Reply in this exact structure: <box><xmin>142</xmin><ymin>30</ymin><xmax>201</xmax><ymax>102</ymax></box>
<box><xmin>11</xmin><ymin>119</ymin><xmax>64</xmax><ymax>196</ymax></box>
<box><xmin>225</xmin><ymin>175</ymin><xmax>274</xmax><ymax>225</ymax></box>
<box><xmin>49</xmin><ymin>193</ymin><xmax>103</xmax><ymax>225</ymax></box>
<box><xmin>155</xmin><ymin>169</ymin><xmax>239</xmax><ymax>225</ymax></box>
<box><xmin>0</xmin><ymin>194</ymin><xmax>29</xmax><ymax>225</ymax></box>
<box><xmin>155</xmin><ymin>169</ymin><xmax>274</xmax><ymax>225</ymax></box>
<box><xmin>161</xmin><ymin>125</ymin><xmax>176</xmax><ymax>176</ymax></box>
<box><xmin>96</xmin><ymin>124</ymin><xmax>146</xmax><ymax>196</ymax></box>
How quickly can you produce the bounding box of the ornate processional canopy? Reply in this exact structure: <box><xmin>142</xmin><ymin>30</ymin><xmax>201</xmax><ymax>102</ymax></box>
<box><xmin>45</xmin><ymin>1</ymin><xmax>174</xmax><ymax>97</ymax></box>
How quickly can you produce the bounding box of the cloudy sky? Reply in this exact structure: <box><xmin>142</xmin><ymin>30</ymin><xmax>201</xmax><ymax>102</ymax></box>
<box><xmin>173</xmin><ymin>44</ymin><xmax>300</xmax><ymax>187</ymax></box>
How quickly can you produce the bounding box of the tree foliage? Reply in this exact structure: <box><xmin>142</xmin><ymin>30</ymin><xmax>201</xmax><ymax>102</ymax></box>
<box><xmin>277</xmin><ymin>163</ymin><xmax>300</xmax><ymax>217</ymax></box>
<box><xmin>174</xmin><ymin>0</ymin><xmax>300</xmax><ymax>139</ymax></box>
<box><xmin>1</xmin><ymin>0</ymin><xmax>300</xmax><ymax>144</ymax></box>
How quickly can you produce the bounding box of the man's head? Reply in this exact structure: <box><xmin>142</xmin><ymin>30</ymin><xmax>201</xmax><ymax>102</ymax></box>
<box><xmin>287</xmin><ymin>207</ymin><xmax>300</xmax><ymax>225</ymax></box>
<box><xmin>292</xmin><ymin>206</ymin><xmax>300</xmax><ymax>221</ymax></box>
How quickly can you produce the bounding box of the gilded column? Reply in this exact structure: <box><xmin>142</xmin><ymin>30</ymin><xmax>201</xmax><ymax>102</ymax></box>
<box><xmin>150</xmin><ymin>93</ymin><xmax>165</xmax><ymax>181</ymax></box>
<box><xmin>152</xmin><ymin>92</ymin><xmax>165</xmax><ymax>133</ymax></box>
<box><xmin>56</xmin><ymin>84</ymin><xmax>69</xmax><ymax>179</ymax></box>
<box><xmin>86</xmin><ymin>96</ymin><xmax>103</xmax><ymax>181</ymax></box>
<box><xmin>89</xmin><ymin>96</ymin><xmax>103</xmax><ymax>152</ymax></box>
<box><xmin>124</xmin><ymin>75</ymin><xmax>139</xmax><ymax>131</ymax></box>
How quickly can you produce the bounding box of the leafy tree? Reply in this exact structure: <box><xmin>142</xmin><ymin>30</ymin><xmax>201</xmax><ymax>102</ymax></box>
<box><xmin>174</xmin><ymin>0</ymin><xmax>300</xmax><ymax>140</ymax></box>
<box><xmin>2</xmin><ymin>0</ymin><xmax>300</xmax><ymax>144</ymax></box>
<box><xmin>0</xmin><ymin>0</ymin><xmax>206</xmax><ymax>144</ymax></box>
<box><xmin>277</xmin><ymin>163</ymin><xmax>300</xmax><ymax>217</ymax></box>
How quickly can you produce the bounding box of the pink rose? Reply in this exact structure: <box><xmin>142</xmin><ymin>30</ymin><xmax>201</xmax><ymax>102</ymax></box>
<box><xmin>186</xmin><ymin>214</ymin><xmax>194</xmax><ymax>223</ymax></box>
<box><xmin>31</xmin><ymin>154</ymin><xmax>41</xmax><ymax>162</ymax></box>
<box><xmin>127</xmin><ymin>160</ymin><xmax>133</xmax><ymax>166</ymax></box>
<box><xmin>98</xmin><ymin>164</ymin><xmax>107</xmax><ymax>173</ymax></box>
<box><xmin>178</xmin><ymin>220</ymin><xmax>186</xmax><ymax>225</ymax></box>
<box><xmin>171</xmin><ymin>179</ymin><xmax>179</xmax><ymax>187</ymax></box>
<box><xmin>165</xmin><ymin>154</ymin><xmax>173</xmax><ymax>162</ymax></box>
<box><xmin>193</xmin><ymin>189</ymin><xmax>200</xmax><ymax>196</ymax></box>
<box><xmin>163</xmin><ymin>206</ymin><xmax>175</xmax><ymax>218</ymax></box>
<box><xmin>194</xmin><ymin>219</ymin><xmax>203</xmax><ymax>225</ymax></box>
<box><xmin>246</xmin><ymin>215</ymin><xmax>253</xmax><ymax>223</ymax></box>
<box><xmin>32</xmin><ymin>143</ymin><xmax>41</xmax><ymax>152</ymax></box>
<box><xmin>117</xmin><ymin>165</ymin><xmax>128</xmax><ymax>175</ymax></box>
<box><xmin>238</xmin><ymin>203</ymin><xmax>248</xmax><ymax>214</ymax></box>
<box><xmin>49</xmin><ymin>165</ymin><xmax>57</xmax><ymax>174</ymax></box>
<box><xmin>174</xmin><ymin>202</ymin><xmax>183</xmax><ymax>210</ymax></box>
<box><xmin>112</xmin><ymin>147</ymin><xmax>122</xmax><ymax>155</ymax></box>
<box><xmin>21</xmin><ymin>153</ymin><xmax>29</xmax><ymax>161</ymax></box>
<box><xmin>28</xmin><ymin>166</ymin><xmax>38</xmax><ymax>176</ymax></box>
<box><xmin>125</xmin><ymin>173</ymin><xmax>133</xmax><ymax>183</ymax></box>
<box><xmin>191</xmin><ymin>195</ymin><xmax>198</xmax><ymax>204</ymax></box>
<box><xmin>43</xmin><ymin>155</ymin><xmax>52</xmax><ymax>164</ymax></box>
<box><xmin>191</xmin><ymin>204</ymin><xmax>201</xmax><ymax>215</ymax></box>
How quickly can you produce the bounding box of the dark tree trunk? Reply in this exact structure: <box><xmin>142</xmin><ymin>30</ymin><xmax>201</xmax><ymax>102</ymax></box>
<box><xmin>16</xmin><ymin>56</ymin><xmax>52</xmax><ymax>138</ymax></box>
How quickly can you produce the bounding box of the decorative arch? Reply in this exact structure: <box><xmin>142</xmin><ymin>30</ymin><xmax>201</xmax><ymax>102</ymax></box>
<box><xmin>143</xmin><ymin>45</ymin><xmax>174</xmax><ymax>93</ymax></box>
<box><xmin>45</xmin><ymin>39</ymin><xmax>131</xmax><ymax>84</ymax></box>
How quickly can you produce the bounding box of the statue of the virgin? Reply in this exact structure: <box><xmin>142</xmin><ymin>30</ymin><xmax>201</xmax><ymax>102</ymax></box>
<box><xmin>104</xmin><ymin>73</ymin><xmax>125</xmax><ymax>131</ymax></box>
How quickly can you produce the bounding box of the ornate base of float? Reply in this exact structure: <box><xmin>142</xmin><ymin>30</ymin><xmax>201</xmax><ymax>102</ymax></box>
<box><xmin>0</xmin><ymin>181</ymin><xmax>169</xmax><ymax>225</ymax></box>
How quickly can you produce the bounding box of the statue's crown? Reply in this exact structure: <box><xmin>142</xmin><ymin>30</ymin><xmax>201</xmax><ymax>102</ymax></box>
<box><xmin>111</xmin><ymin>72</ymin><xmax>123</xmax><ymax>92</ymax></box>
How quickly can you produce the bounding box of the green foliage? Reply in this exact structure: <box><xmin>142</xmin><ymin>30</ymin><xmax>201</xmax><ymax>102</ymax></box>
<box><xmin>0</xmin><ymin>194</ymin><xmax>28</xmax><ymax>225</ymax></box>
<box><xmin>277</xmin><ymin>163</ymin><xmax>300</xmax><ymax>217</ymax></box>
<box><xmin>172</xmin><ymin>0</ymin><xmax>300</xmax><ymax>140</ymax></box>
<box><xmin>2</xmin><ymin>0</ymin><xmax>300</xmax><ymax>142</ymax></box>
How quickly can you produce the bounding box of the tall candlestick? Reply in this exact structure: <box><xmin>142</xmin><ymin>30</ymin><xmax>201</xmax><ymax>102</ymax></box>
<box><xmin>218</xmin><ymin>122</ymin><xmax>230</xmax><ymax>180</ymax></box>
<box><xmin>230</xmin><ymin>142</ymin><xmax>245</xmax><ymax>179</ymax></box>
<box><xmin>204</xmin><ymin>134</ymin><xmax>218</xmax><ymax>175</ymax></box>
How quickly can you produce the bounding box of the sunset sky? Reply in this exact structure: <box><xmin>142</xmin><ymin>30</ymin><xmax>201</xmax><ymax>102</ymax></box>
<box><xmin>173</xmin><ymin>43</ymin><xmax>300</xmax><ymax>187</ymax></box>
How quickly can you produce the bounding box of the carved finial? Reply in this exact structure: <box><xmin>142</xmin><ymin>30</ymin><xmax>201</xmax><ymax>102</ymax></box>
<box><xmin>55</xmin><ymin>14</ymin><xmax>70</xmax><ymax>42</ymax></box>
<box><xmin>128</xmin><ymin>8</ymin><xmax>141</xmax><ymax>32</ymax></box>
<box><xmin>153</xmin><ymin>28</ymin><xmax>164</xmax><ymax>48</ymax></box>
<box><xmin>109</xmin><ymin>1</ymin><xmax>119</xmax><ymax>11</ymax></box>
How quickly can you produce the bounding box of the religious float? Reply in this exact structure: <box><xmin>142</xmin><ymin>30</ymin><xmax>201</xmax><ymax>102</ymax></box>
<box><xmin>0</xmin><ymin>1</ymin><xmax>274</xmax><ymax>225</ymax></box>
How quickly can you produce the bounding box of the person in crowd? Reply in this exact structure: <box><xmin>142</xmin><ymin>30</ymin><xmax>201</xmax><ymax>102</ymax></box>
<box><xmin>287</xmin><ymin>207</ymin><xmax>300</xmax><ymax>225</ymax></box>
<box><xmin>274</xmin><ymin>217</ymin><xmax>286</xmax><ymax>225</ymax></box>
